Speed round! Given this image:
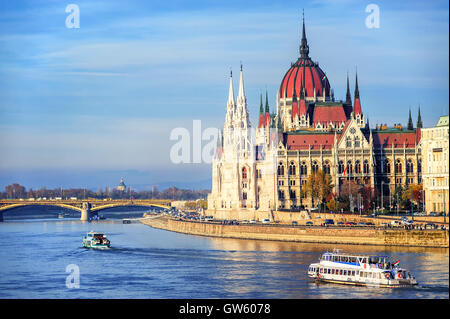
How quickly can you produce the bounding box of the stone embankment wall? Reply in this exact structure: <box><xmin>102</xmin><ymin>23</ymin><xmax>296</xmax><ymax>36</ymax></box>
<box><xmin>207</xmin><ymin>210</ymin><xmax>449</xmax><ymax>226</ymax></box>
<box><xmin>141</xmin><ymin>216</ymin><xmax>449</xmax><ymax>248</ymax></box>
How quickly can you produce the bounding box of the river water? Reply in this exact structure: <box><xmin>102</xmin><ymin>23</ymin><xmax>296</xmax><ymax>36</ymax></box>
<box><xmin>0</xmin><ymin>213</ymin><xmax>448</xmax><ymax>299</ymax></box>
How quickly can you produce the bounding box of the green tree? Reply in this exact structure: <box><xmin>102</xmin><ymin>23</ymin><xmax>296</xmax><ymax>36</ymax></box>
<box><xmin>304</xmin><ymin>169</ymin><xmax>333</xmax><ymax>209</ymax></box>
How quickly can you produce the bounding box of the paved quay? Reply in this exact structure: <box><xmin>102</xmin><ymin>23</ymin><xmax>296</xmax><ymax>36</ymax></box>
<box><xmin>140</xmin><ymin>215</ymin><xmax>449</xmax><ymax>248</ymax></box>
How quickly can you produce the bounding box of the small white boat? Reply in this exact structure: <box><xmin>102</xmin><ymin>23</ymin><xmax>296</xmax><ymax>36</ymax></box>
<box><xmin>82</xmin><ymin>231</ymin><xmax>110</xmax><ymax>249</ymax></box>
<box><xmin>307</xmin><ymin>249</ymin><xmax>417</xmax><ymax>287</ymax></box>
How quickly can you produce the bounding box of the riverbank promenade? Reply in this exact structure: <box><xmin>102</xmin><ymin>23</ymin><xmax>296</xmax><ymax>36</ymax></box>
<box><xmin>141</xmin><ymin>215</ymin><xmax>449</xmax><ymax>248</ymax></box>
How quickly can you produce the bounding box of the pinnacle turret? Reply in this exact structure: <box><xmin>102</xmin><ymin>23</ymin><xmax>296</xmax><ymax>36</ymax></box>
<box><xmin>299</xmin><ymin>10</ymin><xmax>310</xmax><ymax>59</ymax></box>
<box><xmin>416</xmin><ymin>106</ymin><xmax>423</xmax><ymax>129</ymax></box>
<box><xmin>345</xmin><ymin>72</ymin><xmax>352</xmax><ymax>105</ymax></box>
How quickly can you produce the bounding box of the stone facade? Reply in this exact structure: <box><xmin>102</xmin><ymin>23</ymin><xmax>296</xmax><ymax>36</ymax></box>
<box><xmin>421</xmin><ymin>116</ymin><xmax>449</xmax><ymax>214</ymax></box>
<box><xmin>207</xmin><ymin>17</ymin><xmax>422</xmax><ymax>219</ymax></box>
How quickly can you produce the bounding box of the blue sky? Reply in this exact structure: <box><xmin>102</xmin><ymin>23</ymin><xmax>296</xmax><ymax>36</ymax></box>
<box><xmin>0</xmin><ymin>0</ymin><xmax>448</xmax><ymax>190</ymax></box>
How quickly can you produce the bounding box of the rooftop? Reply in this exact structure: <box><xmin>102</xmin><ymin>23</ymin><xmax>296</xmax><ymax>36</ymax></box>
<box><xmin>436</xmin><ymin>115</ymin><xmax>449</xmax><ymax>127</ymax></box>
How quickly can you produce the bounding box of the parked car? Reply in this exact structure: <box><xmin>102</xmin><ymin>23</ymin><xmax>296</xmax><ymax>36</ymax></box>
<box><xmin>337</xmin><ymin>222</ymin><xmax>344</xmax><ymax>226</ymax></box>
<box><xmin>400</xmin><ymin>218</ymin><xmax>414</xmax><ymax>226</ymax></box>
<box><xmin>380</xmin><ymin>222</ymin><xmax>389</xmax><ymax>228</ymax></box>
<box><xmin>241</xmin><ymin>220</ymin><xmax>249</xmax><ymax>224</ymax></box>
<box><xmin>305</xmin><ymin>221</ymin><xmax>314</xmax><ymax>226</ymax></box>
<box><xmin>365</xmin><ymin>222</ymin><xmax>375</xmax><ymax>226</ymax></box>
<box><xmin>344</xmin><ymin>222</ymin><xmax>356</xmax><ymax>226</ymax></box>
<box><xmin>390</xmin><ymin>220</ymin><xmax>403</xmax><ymax>227</ymax></box>
<box><xmin>425</xmin><ymin>223</ymin><xmax>436</xmax><ymax>230</ymax></box>
<box><xmin>262</xmin><ymin>219</ymin><xmax>271</xmax><ymax>224</ymax></box>
<box><xmin>357</xmin><ymin>222</ymin><xmax>366</xmax><ymax>226</ymax></box>
<box><xmin>414</xmin><ymin>212</ymin><xmax>426</xmax><ymax>216</ymax></box>
<box><xmin>249</xmin><ymin>219</ymin><xmax>256</xmax><ymax>224</ymax></box>
<box><xmin>322</xmin><ymin>219</ymin><xmax>335</xmax><ymax>227</ymax></box>
<box><xmin>429</xmin><ymin>212</ymin><xmax>437</xmax><ymax>216</ymax></box>
<box><xmin>291</xmin><ymin>221</ymin><xmax>298</xmax><ymax>226</ymax></box>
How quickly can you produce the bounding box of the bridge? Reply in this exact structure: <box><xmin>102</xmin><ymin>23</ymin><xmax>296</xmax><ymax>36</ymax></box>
<box><xmin>0</xmin><ymin>199</ymin><xmax>172</xmax><ymax>221</ymax></box>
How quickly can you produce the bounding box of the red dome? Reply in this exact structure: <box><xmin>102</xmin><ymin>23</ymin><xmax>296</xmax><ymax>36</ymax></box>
<box><xmin>279</xmin><ymin>14</ymin><xmax>332</xmax><ymax>100</ymax></box>
<box><xmin>279</xmin><ymin>58</ymin><xmax>331</xmax><ymax>100</ymax></box>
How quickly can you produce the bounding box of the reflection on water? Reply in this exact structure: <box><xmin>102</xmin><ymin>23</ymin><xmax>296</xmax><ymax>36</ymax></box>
<box><xmin>0</xmin><ymin>216</ymin><xmax>448</xmax><ymax>299</ymax></box>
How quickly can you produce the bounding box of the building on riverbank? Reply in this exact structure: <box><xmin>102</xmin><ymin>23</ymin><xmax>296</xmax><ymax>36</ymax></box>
<box><xmin>207</xmin><ymin>14</ymin><xmax>423</xmax><ymax>220</ymax></box>
<box><xmin>421</xmin><ymin>115</ymin><xmax>449</xmax><ymax>215</ymax></box>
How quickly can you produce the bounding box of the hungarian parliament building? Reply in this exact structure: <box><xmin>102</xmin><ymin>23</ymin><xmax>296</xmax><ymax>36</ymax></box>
<box><xmin>207</xmin><ymin>17</ymin><xmax>422</xmax><ymax>219</ymax></box>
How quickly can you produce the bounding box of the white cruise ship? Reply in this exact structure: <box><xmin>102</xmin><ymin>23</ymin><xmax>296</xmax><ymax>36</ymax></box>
<box><xmin>308</xmin><ymin>249</ymin><xmax>418</xmax><ymax>287</ymax></box>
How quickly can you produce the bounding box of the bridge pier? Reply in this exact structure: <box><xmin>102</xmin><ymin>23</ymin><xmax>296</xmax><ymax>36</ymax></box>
<box><xmin>80</xmin><ymin>202</ymin><xmax>91</xmax><ymax>221</ymax></box>
<box><xmin>0</xmin><ymin>213</ymin><xmax>3</xmax><ymax>222</ymax></box>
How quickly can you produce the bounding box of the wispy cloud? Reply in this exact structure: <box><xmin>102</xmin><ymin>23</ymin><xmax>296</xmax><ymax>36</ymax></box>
<box><xmin>0</xmin><ymin>0</ymin><xmax>448</xmax><ymax>185</ymax></box>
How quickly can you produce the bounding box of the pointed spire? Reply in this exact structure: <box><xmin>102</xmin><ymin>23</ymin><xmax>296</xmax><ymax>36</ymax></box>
<box><xmin>300</xmin><ymin>60</ymin><xmax>306</xmax><ymax>98</ymax></box>
<box><xmin>407</xmin><ymin>108</ymin><xmax>414</xmax><ymax>130</ymax></box>
<box><xmin>353</xmin><ymin>70</ymin><xmax>362</xmax><ymax>115</ymax></box>
<box><xmin>216</xmin><ymin>129</ymin><xmax>222</xmax><ymax>148</ymax></box>
<box><xmin>259</xmin><ymin>93</ymin><xmax>263</xmax><ymax>114</ymax></box>
<box><xmin>264</xmin><ymin>90</ymin><xmax>270</xmax><ymax>127</ymax></box>
<box><xmin>238</xmin><ymin>63</ymin><xmax>245</xmax><ymax>99</ymax></box>
<box><xmin>299</xmin><ymin>9</ymin><xmax>310</xmax><ymax>59</ymax></box>
<box><xmin>416</xmin><ymin>105</ymin><xmax>423</xmax><ymax>129</ymax></box>
<box><xmin>292</xmin><ymin>85</ymin><xmax>298</xmax><ymax>120</ymax></box>
<box><xmin>258</xmin><ymin>93</ymin><xmax>265</xmax><ymax>128</ymax></box>
<box><xmin>298</xmin><ymin>66</ymin><xmax>307</xmax><ymax>116</ymax></box>
<box><xmin>345</xmin><ymin>72</ymin><xmax>352</xmax><ymax>105</ymax></box>
<box><xmin>227</xmin><ymin>69</ymin><xmax>235</xmax><ymax>107</ymax></box>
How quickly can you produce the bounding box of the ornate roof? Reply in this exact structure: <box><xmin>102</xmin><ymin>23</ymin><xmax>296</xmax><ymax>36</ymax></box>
<box><xmin>279</xmin><ymin>14</ymin><xmax>331</xmax><ymax>100</ymax></box>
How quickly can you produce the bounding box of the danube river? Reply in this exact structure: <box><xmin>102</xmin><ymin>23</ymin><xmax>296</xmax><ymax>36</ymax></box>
<box><xmin>0</xmin><ymin>212</ymin><xmax>448</xmax><ymax>299</ymax></box>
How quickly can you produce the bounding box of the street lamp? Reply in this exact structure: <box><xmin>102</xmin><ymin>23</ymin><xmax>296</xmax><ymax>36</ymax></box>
<box><xmin>444</xmin><ymin>189</ymin><xmax>446</xmax><ymax>225</ymax></box>
<box><xmin>422</xmin><ymin>189</ymin><xmax>425</xmax><ymax>214</ymax></box>
<box><xmin>389</xmin><ymin>186</ymin><xmax>392</xmax><ymax>212</ymax></box>
<box><xmin>381</xmin><ymin>181</ymin><xmax>384</xmax><ymax>211</ymax></box>
<box><xmin>396</xmin><ymin>193</ymin><xmax>399</xmax><ymax>216</ymax></box>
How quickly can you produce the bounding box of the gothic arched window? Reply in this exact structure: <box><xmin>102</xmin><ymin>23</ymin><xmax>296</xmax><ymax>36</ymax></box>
<box><xmin>355</xmin><ymin>160</ymin><xmax>361</xmax><ymax>174</ymax></box>
<box><xmin>407</xmin><ymin>159</ymin><xmax>414</xmax><ymax>173</ymax></box>
<box><xmin>323</xmin><ymin>161</ymin><xmax>331</xmax><ymax>175</ymax></box>
<box><xmin>278</xmin><ymin>162</ymin><xmax>285</xmax><ymax>176</ymax></box>
<box><xmin>346</xmin><ymin>137</ymin><xmax>352</xmax><ymax>148</ymax></box>
<box><xmin>300</xmin><ymin>162</ymin><xmax>308</xmax><ymax>175</ymax></box>
<box><xmin>289</xmin><ymin>161</ymin><xmax>296</xmax><ymax>176</ymax></box>
<box><xmin>385</xmin><ymin>160</ymin><xmax>391</xmax><ymax>174</ymax></box>
<box><xmin>354</xmin><ymin>137</ymin><xmax>360</xmax><ymax>148</ymax></box>
<box><xmin>338</xmin><ymin>160</ymin><xmax>344</xmax><ymax>174</ymax></box>
<box><xmin>363</xmin><ymin>160</ymin><xmax>369</xmax><ymax>174</ymax></box>
<box><xmin>395</xmin><ymin>159</ymin><xmax>402</xmax><ymax>174</ymax></box>
<box><xmin>290</xmin><ymin>190</ymin><xmax>296</xmax><ymax>199</ymax></box>
<box><xmin>312</xmin><ymin>161</ymin><xmax>319</xmax><ymax>174</ymax></box>
<box><xmin>347</xmin><ymin>161</ymin><xmax>353</xmax><ymax>175</ymax></box>
<box><xmin>242</xmin><ymin>167</ymin><xmax>247</xmax><ymax>179</ymax></box>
